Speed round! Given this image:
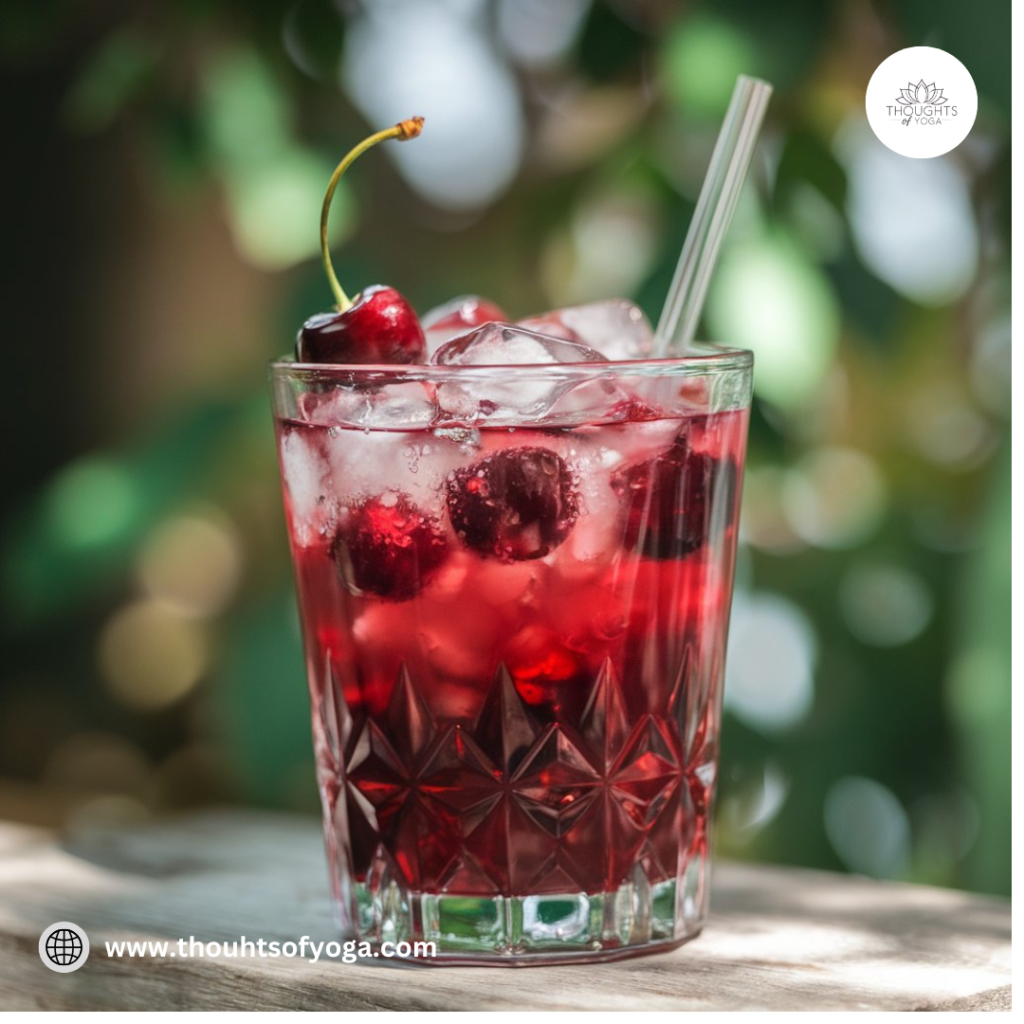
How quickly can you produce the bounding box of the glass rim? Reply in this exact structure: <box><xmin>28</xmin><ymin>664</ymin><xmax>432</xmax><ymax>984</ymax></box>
<box><xmin>269</xmin><ymin>342</ymin><xmax>753</xmax><ymax>384</ymax></box>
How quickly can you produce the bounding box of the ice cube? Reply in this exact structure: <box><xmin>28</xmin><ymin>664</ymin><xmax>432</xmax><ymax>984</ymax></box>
<box><xmin>359</xmin><ymin>383</ymin><xmax>438</xmax><ymax>429</ymax></box>
<box><xmin>433</xmin><ymin>322</ymin><xmax>607</xmax><ymax>367</ymax></box>
<box><xmin>305</xmin><ymin>382</ymin><xmax>438</xmax><ymax>431</ymax></box>
<box><xmin>432</xmin><ymin>322</ymin><xmax>607</xmax><ymax>423</ymax></box>
<box><xmin>519</xmin><ymin>299</ymin><xmax>655</xmax><ymax>361</ymax></box>
<box><xmin>422</xmin><ymin>294</ymin><xmax>508</xmax><ymax>357</ymax></box>
<box><xmin>278</xmin><ymin>426</ymin><xmax>331</xmax><ymax>545</ymax></box>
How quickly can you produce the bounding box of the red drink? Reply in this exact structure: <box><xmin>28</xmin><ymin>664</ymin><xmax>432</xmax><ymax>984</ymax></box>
<box><xmin>272</xmin><ymin>353</ymin><xmax>750</xmax><ymax>962</ymax></box>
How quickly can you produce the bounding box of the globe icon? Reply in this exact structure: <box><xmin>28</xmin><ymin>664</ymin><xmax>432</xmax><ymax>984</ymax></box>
<box><xmin>45</xmin><ymin>928</ymin><xmax>83</xmax><ymax>966</ymax></box>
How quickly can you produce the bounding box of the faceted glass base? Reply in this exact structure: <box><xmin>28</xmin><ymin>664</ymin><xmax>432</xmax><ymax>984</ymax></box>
<box><xmin>346</xmin><ymin>850</ymin><xmax>708</xmax><ymax>965</ymax></box>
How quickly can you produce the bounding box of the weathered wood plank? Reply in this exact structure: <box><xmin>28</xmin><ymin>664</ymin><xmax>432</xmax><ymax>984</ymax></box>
<box><xmin>0</xmin><ymin>811</ymin><xmax>1010</xmax><ymax>1011</ymax></box>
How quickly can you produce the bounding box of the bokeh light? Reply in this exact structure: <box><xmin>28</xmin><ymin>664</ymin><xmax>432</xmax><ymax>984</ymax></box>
<box><xmin>497</xmin><ymin>0</ymin><xmax>590</xmax><ymax>68</ymax></box>
<box><xmin>837</xmin><ymin>122</ymin><xmax>979</xmax><ymax>306</ymax></box>
<box><xmin>46</xmin><ymin>458</ymin><xmax>139</xmax><ymax>550</ymax></box>
<box><xmin>725</xmin><ymin>592</ymin><xmax>817</xmax><ymax>732</ymax></box>
<box><xmin>739</xmin><ymin>467</ymin><xmax>805</xmax><ymax>553</ymax></box>
<box><xmin>824</xmin><ymin>776</ymin><xmax>911</xmax><ymax>880</ymax></box>
<box><xmin>839</xmin><ymin>563</ymin><xmax>933</xmax><ymax>647</ymax></box>
<box><xmin>659</xmin><ymin>15</ymin><xmax>757</xmax><ymax>117</ymax></box>
<box><xmin>202</xmin><ymin>47</ymin><xmax>346</xmax><ymax>269</ymax></box>
<box><xmin>98</xmin><ymin>600</ymin><xmax>208</xmax><ymax>711</ymax></box>
<box><xmin>970</xmin><ymin>314</ymin><xmax>1012</xmax><ymax>416</ymax></box>
<box><xmin>903</xmin><ymin>390</ymin><xmax>995</xmax><ymax>469</ymax></box>
<box><xmin>543</xmin><ymin>186</ymin><xmax>659</xmax><ymax>305</ymax></box>
<box><xmin>706</xmin><ymin>231</ymin><xmax>840</xmax><ymax>410</ymax></box>
<box><xmin>782</xmin><ymin>447</ymin><xmax>887</xmax><ymax>549</ymax></box>
<box><xmin>137</xmin><ymin>512</ymin><xmax>243</xmax><ymax>618</ymax></box>
<box><xmin>343</xmin><ymin>1</ymin><xmax>525</xmax><ymax>211</ymax></box>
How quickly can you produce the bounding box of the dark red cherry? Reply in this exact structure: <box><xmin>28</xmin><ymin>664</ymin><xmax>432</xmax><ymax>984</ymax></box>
<box><xmin>612</xmin><ymin>432</ymin><xmax>737</xmax><ymax>559</ymax></box>
<box><xmin>424</xmin><ymin>295</ymin><xmax>508</xmax><ymax>334</ymax></box>
<box><xmin>446</xmin><ymin>447</ymin><xmax>578</xmax><ymax>562</ymax></box>
<box><xmin>302</xmin><ymin>119</ymin><xmax>426</xmax><ymax>363</ymax></box>
<box><xmin>297</xmin><ymin>285</ymin><xmax>426</xmax><ymax>365</ymax></box>
<box><xmin>332</xmin><ymin>493</ymin><xmax>448</xmax><ymax>600</ymax></box>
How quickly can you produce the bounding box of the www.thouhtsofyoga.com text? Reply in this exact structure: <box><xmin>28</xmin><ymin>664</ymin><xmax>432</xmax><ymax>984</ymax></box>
<box><xmin>104</xmin><ymin>936</ymin><xmax>436</xmax><ymax>964</ymax></box>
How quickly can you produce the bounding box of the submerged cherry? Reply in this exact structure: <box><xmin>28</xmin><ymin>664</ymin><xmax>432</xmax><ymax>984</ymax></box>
<box><xmin>423</xmin><ymin>295</ymin><xmax>509</xmax><ymax>334</ymax></box>
<box><xmin>612</xmin><ymin>429</ymin><xmax>737</xmax><ymax>559</ymax></box>
<box><xmin>297</xmin><ymin>117</ymin><xmax>427</xmax><ymax>365</ymax></box>
<box><xmin>446</xmin><ymin>447</ymin><xmax>579</xmax><ymax>562</ymax></box>
<box><xmin>333</xmin><ymin>493</ymin><xmax>448</xmax><ymax>600</ymax></box>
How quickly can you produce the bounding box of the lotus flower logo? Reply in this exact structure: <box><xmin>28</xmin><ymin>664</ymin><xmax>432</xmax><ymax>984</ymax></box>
<box><xmin>869</xmin><ymin>47</ymin><xmax>975</xmax><ymax>157</ymax></box>
<box><xmin>896</xmin><ymin>80</ymin><xmax>948</xmax><ymax>106</ymax></box>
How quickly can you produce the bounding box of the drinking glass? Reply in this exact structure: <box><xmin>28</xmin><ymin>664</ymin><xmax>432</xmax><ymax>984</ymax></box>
<box><xmin>270</xmin><ymin>345</ymin><xmax>752</xmax><ymax>964</ymax></box>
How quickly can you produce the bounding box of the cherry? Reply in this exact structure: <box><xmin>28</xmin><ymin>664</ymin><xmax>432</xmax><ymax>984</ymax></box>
<box><xmin>297</xmin><ymin>286</ymin><xmax>425</xmax><ymax>364</ymax></box>
<box><xmin>297</xmin><ymin>117</ymin><xmax>427</xmax><ymax>366</ymax></box>
<box><xmin>446</xmin><ymin>447</ymin><xmax>579</xmax><ymax>562</ymax></box>
<box><xmin>424</xmin><ymin>295</ymin><xmax>509</xmax><ymax>334</ymax></box>
<box><xmin>612</xmin><ymin>432</ymin><xmax>736</xmax><ymax>559</ymax></box>
<box><xmin>332</xmin><ymin>493</ymin><xmax>448</xmax><ymax>600</ymax></box>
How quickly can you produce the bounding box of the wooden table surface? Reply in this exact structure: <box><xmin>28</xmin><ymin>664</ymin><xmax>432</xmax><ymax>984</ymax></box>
<box><xmin>0</xmin><ymin>810</ymin><xmax>1010</xmax><ymax>1011</ymax></box>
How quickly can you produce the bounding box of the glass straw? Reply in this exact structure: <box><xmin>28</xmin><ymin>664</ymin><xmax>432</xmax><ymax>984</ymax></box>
<box><xmin>654</xmin><ymin>75</ymin><xmax>773</xmax><ymax>355</ymax></box>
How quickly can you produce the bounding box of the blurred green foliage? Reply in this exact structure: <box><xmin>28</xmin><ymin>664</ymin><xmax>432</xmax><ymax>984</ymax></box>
<box><xmin>0</xmin><ymin>0</ymin><xmax>1009</xmax><ymax>895</ymax></box>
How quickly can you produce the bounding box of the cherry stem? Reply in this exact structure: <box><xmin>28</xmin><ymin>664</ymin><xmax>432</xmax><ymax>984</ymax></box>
<box><xmin>320</xmin><ymin>116</ymin><xmax>424</xmax><ymax>311</ymax></box>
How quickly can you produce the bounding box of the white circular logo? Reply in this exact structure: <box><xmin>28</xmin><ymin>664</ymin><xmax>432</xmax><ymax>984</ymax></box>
<box><xmin>866</xmin><ymin>46</ymin><xmax>977</xmax><ymax>158</ymax></box>
<box><xmin>39</xmin><ymin>921</ymin><xmax>90</xmax><ymax>973</ymax></box>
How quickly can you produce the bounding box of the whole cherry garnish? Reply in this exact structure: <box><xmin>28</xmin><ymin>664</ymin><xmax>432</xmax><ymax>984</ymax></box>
<box><xmin>297</xmin><ymin>118</ymin><xmax>427</xmax><ymax>365</ymax></box>
<box><xmin>299</xmin><ymin>285</ymin><xmax>425</xmax><ymax>364</ymax></box>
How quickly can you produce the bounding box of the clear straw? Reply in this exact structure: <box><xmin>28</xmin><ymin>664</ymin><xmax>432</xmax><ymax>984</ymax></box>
<box><xmin>654</xmin><ymin>75</ymin><xmax>773</xmax><ymax>355</ymax></box>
